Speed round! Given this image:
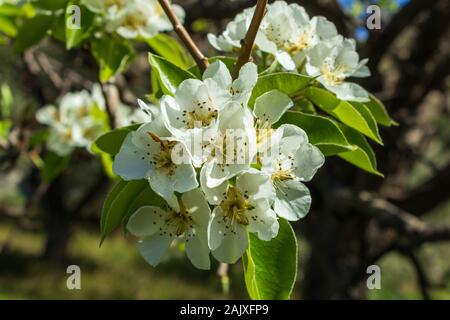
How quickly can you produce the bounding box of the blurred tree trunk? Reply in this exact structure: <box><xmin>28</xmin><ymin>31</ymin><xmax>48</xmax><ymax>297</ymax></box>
<box><xmin>41</xmin><ymin>176</ymin><xmax>71</xmax><ymax>263</ymax></box>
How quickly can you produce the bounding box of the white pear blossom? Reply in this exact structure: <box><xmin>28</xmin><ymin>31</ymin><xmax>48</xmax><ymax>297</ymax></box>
<box><xmin>257</xmin><ymin>1</ymin><xmax>337</xmax><ymax>71</ymax></box>
<box><xmin>85</xmin><ymin>0</ymin><xmax>185</xmax><ymax>40</ymax></box>
<box><xmin>260</xmin><ymin>124</ymin><xmax>325</xmax><ymax>221</ymax></box>
<box><xmin>161</xmin><ymin>61</ymin><xmax>258</xmax><ymax>167</ymax></box>
<box><xmin>36</xmin><ymin>85</ymin><xmax>107</xmax><ymax>156</ymax></box>
<box><xmin>305</xmin><ymin>36</ymin><xmax>371</xmax><ymax>102</ymax></box>
<box><xmin>201</xmin><ymin>102</ymin><xmax>258</xmax><ymax>189</ymax></box>
<box><xmin>201</xmin><ymin>169</ymin><xmax>278</xmax><ymax>263</ymax></box>
<box><xmin>208</xmin><ymin>7</ymin><xmax>253</xmax><ymax>52</ymax></box>
<box><xmin>127</xmin><ymin>188</ymin><xmax>211</xmax><ymax>269</ymax></box>
<box><xmin>251</xmin><ymin>89</ymin><xmax>324</xmax><ymax>221</ymax></box>
<box><xmin>208</xmin><ymin>1</ymin><xmax>337</xmax><ymax>71</ymax></box>
<box><xmin>113</xmin><ymin>116</ymin><xmax>198</xmax><ymax>210</ymax></box>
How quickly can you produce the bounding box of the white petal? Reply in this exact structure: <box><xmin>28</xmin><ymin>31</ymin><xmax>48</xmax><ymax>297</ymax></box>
<box><xmin>254</xmin><ymin>90</ymin><xmax>294</xmax><ymax>126</ymax></box>
<box><xmin>274</xmin><ymin>180</ymin><xmax>311</xmax><ymax>221</ymax></box>
<box><xmin>293</xmin><ymin>143</ymin><xmax>325</xmax><ymax>181</ymax></box>
<box><xmin>211</xmin><ymin>224</ymin><xmax>248</xmax><ymax>264</ymax></box>
<box><xmin>174</xmin><ymin>164</ymin><xmax>198</xmax><ymax>193</ymax></box>
<box><xmin>327</xmin><ymin>82</ymin><xmax>369</xmax><ymax>102</ymax></box>
<box><xmin>138</xmin><ymin>234</ymin><xmax>174</xmax><ymax>267</ymax></box>
<box><xmin>275</xmin><ymin>51</ymin><xmax>296</xmax><ymax>71</ymax></box>
<box><xmin>231</xmin><ymin>62</ymin><xmax>258</xmax><ymax>104</ymax></box>
<box><xmin>186</xmin><ymin>233</ymin><xmax>210</xmax><ymax>270</ymax></box>
<box><xmin>36</xmin><ymin>105</ymin><xmax>58</xmax><ymax>125</ymax></box>
<box><xmin>208</xmin><ymin>207</ymin><xmax>227</xmax><ymax>250</ymax></box>
<box><xmin>174</xmin><ymin>79</ymin><xmax>205</xmax><ymax>111</ymax></box>
<box><xmin>127</xmin><ymin>206</ymin><xmax>166</xmax><ymax>237</ymax></box>
<box><xmin>117</xmin><ymin>27</ymin><xmax>139</xmax><ymax>39</ymax></box>
<box><xmin>113</xmin><ymin>133</ymin><xmax>151</xmax><ymax>180</ymax></box>
<box><xmin>236</xmin><ymin>170</ymin><xmax>275</xmax><ymax>202</ymax></box>
<box><xmin>202</xmin><ymin>61</ymin><xmax>232</xmax><ymax>90</ymax></box>
<box><xmin>149</xmin><ymin>169</ymin><xmax>176</xmax><ymax>202</ymax></box>
<box><xmin>247</xmin><ymin>200</ymin><xmax>279</xmax><ymax>241</ymax></box>
<box><xmin>255</xmin><ymin>32</ymin><xmax>278</xmax><ymax>54</ymax></box>
<box><xmin>181</xmin><ymin>188</ymin><xmax>211</xmax><ymax>228</ymax></box>
<box><xmin>313</xmin><ymin>16</ymin><xmax>338</xmax><ymax>39</ymax></box>
<box><xmin>200</xmin><ymin>166</ymin><xmax>228</xmax><ymax>205</ymax></box>
<box><xmin>207</xmin><ymin>33</ymin><xmax>234</xmax><ymax>52</ymax></box>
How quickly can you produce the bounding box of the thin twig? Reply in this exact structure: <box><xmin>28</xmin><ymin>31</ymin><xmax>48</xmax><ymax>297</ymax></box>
<box><xmin>232</xmin><ymin>0</ymin><xmax>268</xmax><ymax>79</ymax></box>
<box><xmin>404</xmin><ymin>250</ymin><xmax>431</xmax><ymax>300</ymax></box>
<box><xmin>158</xmin><ymin>0</ymin><xmax>209</xmax><ymax>71</ymax></box>
<box><xmin>101</xmin><ymin>83</ymin><xmax>121</xmax><ymax>129</ymax></box>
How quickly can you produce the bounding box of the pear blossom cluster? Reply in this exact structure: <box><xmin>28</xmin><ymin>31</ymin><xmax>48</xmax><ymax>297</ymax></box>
<box><xmin>36</xmin><ymin>85</ymin><xmax>150</xmax><ymax>156</ymax></box>
<box><xmin>113</xmin><ymin>61</ymin><xmax>324</xmax><ymax>269</ymax></box>
<box><xmin>208</xmin><ymin>0</ymin><xmax>371</xmax><ymax>102</ymax></box>
<box><xmin>81</xmin><ymin>0</ymin><xmax>185</xmax><ymax>40</ymax></box>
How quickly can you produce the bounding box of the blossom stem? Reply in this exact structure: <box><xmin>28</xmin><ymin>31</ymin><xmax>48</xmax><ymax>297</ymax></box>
<box><xmin>232</xmin><ymin>0</ymin><xmax>268</xmax><ymax>79</ymax></box>
<box><xmin>158</xmin><ymin>0</ymin><xmax>209</xmax><ymax>72</ymax></box>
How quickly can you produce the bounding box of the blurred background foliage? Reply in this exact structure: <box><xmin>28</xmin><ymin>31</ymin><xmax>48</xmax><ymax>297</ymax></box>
<box><xmin>1</xmin><ymin>0</ymin><xmax>450</xmax><ymax>299</ymax></box>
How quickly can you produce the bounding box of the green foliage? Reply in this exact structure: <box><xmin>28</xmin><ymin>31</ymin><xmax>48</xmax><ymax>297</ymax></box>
<box><xmin>146</xmin><ymin>34</ymin><xmax>192</xmax><ymax>69</ymax></box>
<box><xmin>1</xmin><ymin>83</ymin><xmax>13</xmax><ymax>118</ymax></box>
<box><xmin>32</xmin><ymin>0</ymin><xmax>70</xmax><ymax>11</ymax></box>
<box><xmin>280</xmin><ymin>111</ymin><xmax>355</xmax><ymax>156</ymax></box>
<box><xmin>243</xmin><ymin>219</ymin><xmax>297</xmax><ymax>300</ymax></box>
<box><xmin>366</xmin><ymin>94</ymin><xmax>398</xmax><ymax>127</ymax></box>
<box><xmin>249</xmin><ymin>72</ymin><xmax>311</xmax><ymax>107</ymax></box>
<box><xmin>306</xmin><ymin>87</ymin><xmax>383</xmax><ymax>144</ymax></box>
<box><xmin>337</xmin><ymin>124</ymin><xmax>383</xmax><ymax>177</ymax></box>
<box><xmin>13</xmin><ymin>14</ymin><xmax>54</xmax><ymax>53</ymax></box>
<box><xmin>93</xmin><ymin>124</ymin><xmax>140</xmax><ymax>156</ymax></box>
<box><xmin>148</xmin><ymin>53</ymin><xmax>195</xmax><ymax>96</ymax></box>
<box><xmin>0</xmin><ymin>15</ymin><xmax>18</xmax><ymax>37</ymax></box>
<box><xmin>91</xmin><ymin>37</ymin><xmax>136</xmax><ymax>83</ymax></box>
<box><xmin>100</xmin><ymin>179</ymin><xmax>164</xmax><ymax>244</ymax></box>
<box><xmin>65</xmin><ymin>3</ymin><xmax>95</xmax><ymax>49</ymax></box>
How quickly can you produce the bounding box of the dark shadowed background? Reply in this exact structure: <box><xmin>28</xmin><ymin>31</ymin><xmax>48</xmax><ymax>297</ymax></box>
<box><xmin>0</xmin><ymin>0</ymin><xmax>449</xmax><ymax>299</ymax></box>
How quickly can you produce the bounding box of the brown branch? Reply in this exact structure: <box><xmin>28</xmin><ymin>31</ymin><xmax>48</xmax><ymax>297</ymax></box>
<box><xmin>158</xmin><ymin>0</ymin><xmax>209</xmax><ymax>71</ymax></box>
<box><xmin>403</xmin><ymin>250</ymin><xmax>431</xmax><ymax>300</ymax></box>
<box><xmin>232</xmin><ymin>0</ymin><xmax>268</xmax><ymax>79</ymax></box>
<box><xmin>101</xmin><ymin>83</ymin><xmax>121</xmax><ymax>129</ymax></box>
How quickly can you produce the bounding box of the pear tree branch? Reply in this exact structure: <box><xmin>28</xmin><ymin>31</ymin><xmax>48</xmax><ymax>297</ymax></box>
<box><xmin>232</xmin><ymin>0</ymin><xmax>268</xmax><ymax>79</ymax></box>
<box><xmin>158</xmin><ymin>0</ymin><xmax>209</xmax><ymax>71</ymax></box>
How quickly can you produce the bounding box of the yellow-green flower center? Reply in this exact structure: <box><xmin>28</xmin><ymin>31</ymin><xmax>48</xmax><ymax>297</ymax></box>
<box><xmin>219</xmin><ymin>186</ymin><xmax>254</xmax><ymax>226</ymax></box>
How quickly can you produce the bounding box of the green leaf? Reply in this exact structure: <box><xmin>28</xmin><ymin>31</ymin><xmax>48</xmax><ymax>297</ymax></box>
<box><xmin>91</xmin><ymin>37</ymin><xmax>136</xmax><ymax>82</ymax></box>
<box><xmin>100</xmin><ymin>179</ymin><xmax>163</xmax><ymax>244</ymax></box>
<box><xmin>249</xmin><ymin>72</ymin><xmax>312</xmax><ymax>107</ymax></box>
<box><xmin>32</xmin><ymin>0</ymin><xmax>69</xmax><ymax>11</ymax></box>
<box><xmin>0</xmin><ymin>4</ymin><xmax>29</xmax><ymax>17</ymax></box>
<box><xmin>13</xmin><ymin>14</ymin><xmax>54</xmax><ymax>53</ymax></box>
<box><xmin>279</xmin><ymin>111</ymin><xmax>355</xmax><ymax>156</ymax></box>
<box><xmin>65</xmin><ymin>3</ymin><xmax>94</xmax><ymax>49</ymax></box>
<box><xmin>0</xmin><ymin>120</ymin><xmax>12</xmax><ymax>143</ymax></box>
<box><xmin>0</xmin><ymin>16</ymin><xmax>18</xmax><ymax>37</ymax></box>
<box><xmin>148</xmin><ymin>53</ymin><xmax>195</xmax><ymax>96</ymax></box>
<box><xmin>366</xmin><ymin>94</ymin><xmax>397</xmax><ymax>126</ymax></box>
<box><xmin>93</xmin><ymin>128</ymin><xmax>131</xmax><ymax>156</ymax></box>
<box><xmin>146</xmin><ymin>33</ymin><xmax>192</xmax><ymax>69</ymax></box>
<box><xmin>41</xmin><ymin>151</ymin><xmax>70</xmax><ymax>182</ymax></box>
<box><xmin>100</xmin><ymin>179</ymin><xmax>128</xmax><ymax>239</ymax></box>
<box><xmin>1</xmin><ymin>83</ymin><xmax>13</xmax><ymax>117</ymax></box>
<box><xmin>337</xmin><ymin>124</ymin><xmax>383</xmax><ymax>177</ymax></box>
<box><xmin>243</xmin><ymin>219</ymin><xmax>298</xmax><ymax>300</ymax></box>
<box><xmin>306</xmin><ymin>87</ymin><xmax>383</xmax><ymax>144</ymax></box>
